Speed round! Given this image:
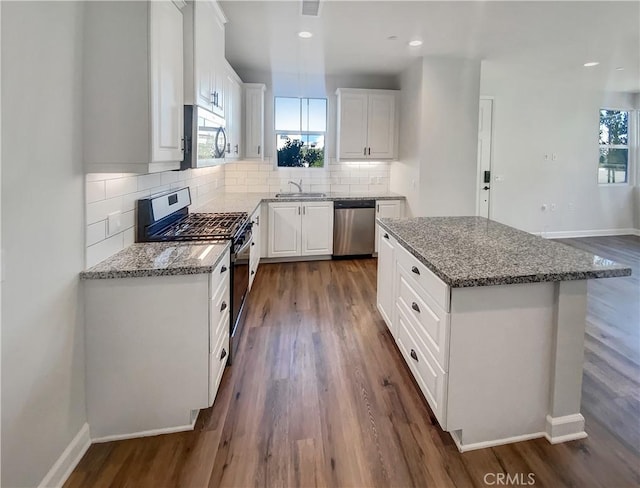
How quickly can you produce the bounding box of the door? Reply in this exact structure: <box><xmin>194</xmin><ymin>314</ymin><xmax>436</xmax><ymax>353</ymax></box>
<box><xmin>210</xmin><ymin>15</ymin><xmax>226</xmax><ymax>117</ymax></box>
<box><xmin>225</xmin><ymin>73</ymin><xmax>242</xmax><ymax>159</ymax></box>
<box><xmin>374</xmin><ymin>200</ymin><xmax>403</xmax><ymax>252</ymax></box>
<box><xmin>194</xmin><ymin>1</ymin><xmax>215</xmax><ymax>110</ymax></box>
<box><xmin>367</xmin><ymin>93</ymin><xmax>396</xmax><ymax>159</ymax></box>
<box><xmin>377</xmin><ymin>227</ymin><xmax>395</xmax><ymax>334</ymax></box>
<box><xmin>301</xmin><ymin>202</ymin><xmax>334</xmax><ymax>256</ymax></box>
<box><xmin>477</xmin><ymin>98</ymin><xmax>493</xmax><ymax>219</ymax></box>
<box><xmin>338</xmin><ymin>92</ymin><xmax>369</xmax><ymax>159</ymax></box>
<box><xmin>268</xmin><ymin>202</ymin><xmax>301</xmax><ymax>257</ymax></box>
<box><xmin>245</xmin><ymin>86</ymin><xmax>265</xmax><ymax>159</ymax></box>
<box><xmin>150</xmin><ymin>0</ymin><xmax>184</xmax><ymax>163</ymax></box>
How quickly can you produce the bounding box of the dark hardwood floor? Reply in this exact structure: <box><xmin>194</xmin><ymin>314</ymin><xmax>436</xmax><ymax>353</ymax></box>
<box><xmin>66</xmin><ymin>236</ymin><xmax>640</xmax><ymax>488</ymax></box>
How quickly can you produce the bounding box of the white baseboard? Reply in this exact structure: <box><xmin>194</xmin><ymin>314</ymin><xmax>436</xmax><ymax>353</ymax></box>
<box><xmin>260</xmin><ymin>255</ymin><xmax>332</xmax><ymax>264</ymax></box>
<box><xmin>91</xmin><ymin>416</ymin><xmax>198</xmax><ymax>444</ymax></box>
<box><xmin>39</xmin><ymin>423</ymin><xmax>91</xmax><ymax>488</ymax></box>
<box><xmin>540</xmin><ymin>228</ymin><xmax>639</xmax><ymax>239</ymax></box>
<box><xmin>544</xmin><ymin>413</ymin><xmax>587</xmax><ymax>444</ymax></box>
<box><xmin>450</xmin><ymin>430</ymin><xmax>546</xmax><ymax>453</ymax></box>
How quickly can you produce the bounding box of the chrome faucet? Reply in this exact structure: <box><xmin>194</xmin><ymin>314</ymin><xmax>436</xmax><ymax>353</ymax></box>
<box><xmin>288</xmin><ymin>179</ymin><xmax>303</xmax><ymax>192</ymax></box>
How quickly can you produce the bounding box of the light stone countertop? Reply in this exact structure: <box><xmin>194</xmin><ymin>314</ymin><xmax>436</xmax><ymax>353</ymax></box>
<box><xmin>80</xmin><ymin>241</ymin><xmax>230</xmax><ymax>280</ymax></box>
<box><xmin>377</xmin><ymin>216</ymin><xmax>632</xmax><ymax>288</ymax></box>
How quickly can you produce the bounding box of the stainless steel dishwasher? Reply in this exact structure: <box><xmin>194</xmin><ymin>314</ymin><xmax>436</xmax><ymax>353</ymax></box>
<box><xmin>333</xmin><ymin>200</ymin><xmax>376</xmax><ymax>256</ymax></box>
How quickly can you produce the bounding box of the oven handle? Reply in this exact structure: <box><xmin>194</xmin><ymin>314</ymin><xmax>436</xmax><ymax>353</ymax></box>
<box><xmin>235</xmin><ymin>234</ymin><xmax>253</xmax><ymax>256</ymax></box>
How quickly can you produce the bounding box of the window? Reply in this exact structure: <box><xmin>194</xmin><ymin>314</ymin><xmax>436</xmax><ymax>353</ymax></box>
<box><xmin>599</xmin><ymin>109</ymin><xmax>629</xmax><ymax>184</ymax></box>
<box><xmin>275</xmin><ymin>97</ymin><xmax>327</xmax><ymax>168</ymax></box>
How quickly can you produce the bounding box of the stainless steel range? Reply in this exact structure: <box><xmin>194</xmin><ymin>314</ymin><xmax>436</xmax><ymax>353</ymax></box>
<box><xmin>136</xmin><ymin>187</ymin><xmax>251</xmax><ymax>363</ymax></box>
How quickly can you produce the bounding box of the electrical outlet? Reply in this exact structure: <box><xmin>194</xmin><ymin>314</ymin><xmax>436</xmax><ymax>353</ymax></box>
<box><xmin>544</xmin><ymin>154</ymin><xmax>550</xmax><ymax>161</ymax></box>
<box><xmin>552</xmin><ymin>153</ymin><xmax>558</xmax><ymax>161</ymax></box>
<box><xmin>541</xmin><ymin>204</ymin><xmax>548</xmax><ymax>212</ymax></box>
<box><xmin>107</xmin><ymin>211</ymin><xmax>122</xmax><ymax>237</ymax></box>
<box><xmin>550</xmin><ymin>203</ymin><xmax>557</xmax><ymax>211</ymax></box>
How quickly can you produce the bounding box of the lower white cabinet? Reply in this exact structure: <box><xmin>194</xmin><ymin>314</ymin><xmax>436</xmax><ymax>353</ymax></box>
<box><xmin>376</xmin><ymin>227</ymin><xmax>396</xmax><ymax>336</ymax></box>
<box><xmin>268</xmin><ymin>201</ymin><xmax>334</xmax><ymax>258</ymax></box>
<box><xmin>84</xmin><ymin>248</ymin><xmax>230</xmax><ymax>440</ymax></box>
<box><xmin>249</xmin><ymin>207</ymin><xmax>261</xmax><ymax>289</ymax></box>
<box><xmin>374</xmin><ymin>200</ymin><xmax>404</xmax><ymax>252</ymax></box>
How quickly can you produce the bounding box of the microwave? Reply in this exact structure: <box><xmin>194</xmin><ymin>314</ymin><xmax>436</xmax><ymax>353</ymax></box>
<box><xmin>181</xmin><ymin>105</ymin><xmax>227</xmax><ymax>170</ymax></box>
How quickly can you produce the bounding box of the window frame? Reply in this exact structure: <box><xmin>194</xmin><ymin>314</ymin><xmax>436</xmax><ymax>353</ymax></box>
<box><xmin>273</xmin><ymin>96</ymin><xmax>328</xmax><ymax>170</ymax></box>
<box><xmin>597</xmin><ymin>107</ymin><xmax>634</xmax><ymax>186</ymax></box>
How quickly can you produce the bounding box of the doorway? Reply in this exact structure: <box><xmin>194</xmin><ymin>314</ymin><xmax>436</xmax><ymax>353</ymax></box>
<box><xmin>477</xmin><ymin>98</ymin><xmax>493</xmax><ymax>219</ymax></box>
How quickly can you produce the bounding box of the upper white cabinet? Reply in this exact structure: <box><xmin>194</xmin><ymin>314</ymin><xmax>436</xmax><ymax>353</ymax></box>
<box><xmin>83</xmin><ymin>0</ymin><xmax>184</xmax><ymax>173</ymax></box>
<box><xmin>374</xmin><ymin>199</ymin><xmax>404</xmax><ymax>252</ymax></box>
<box><xmin>268</xmin><ymin>201</ymin><xmax>334</xmax><ymax>257</ymax></box>
<box><xmin>245</xmin><ymin>83</ymin><xmax>266</xmax><ymax>159</ymax></box>
<box><xmin>336</xmin><ymin>89</ymin><xmax>398</xmax><ymax>161</ymax></box>
<box><xmin>224</xmin><ymin>65</ymin><xmax>243</xmax><ymax>160</ymax></box>
<box><xmin>183</xmin><ymin>0</ymin><xmax>227</xmax><ymax>116</ymax></box>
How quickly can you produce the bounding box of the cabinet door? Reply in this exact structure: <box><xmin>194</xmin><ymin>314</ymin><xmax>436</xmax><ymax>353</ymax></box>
<box><xmin>225</xmin><ymin>73</ymin><xmax>242</xmax><ymax>160</ymax></box>
<box><xmin>337</xmin><ymin>92</ymin><xmax>369</xmax><ymax>159</ymax></box>
<box><xmin>249</xmin><ymin>209</ymin><xmax>261</xmax><ymax>289</ymax></box>
<box><xmin>301</xmin><ymin>202</ymin><xmax>334</xmax><ymax>256</ymax></box>
<box><xmin>245</xmin><ymin>85</ymin><xmax>265</xmax><ymax>159</ymax></box>
<box><xmin>367</xmin><ymin>93</ymin><xmax>396</xmax><ymax>159</ymax></box>
<box><xmin>150</xmin><ymin>0</ymin><xmax>184</xmax><ymax>163</ymax></box>
<box><xmin>374</xmin><ymin>200</ymin><xmax>403</xmax><ymax>252</ymax></box>
<box><xmin>210</xmin><ymin>14</ymin><xmax>225</xmax><ymax>117</ymax></box>
<box><xmin>377</xmin><ymin>226</ymin><xmax>395</xmax><ymax>334</ymax></box>
<box><xmin>194</xmin><ymin>1</ymin><xmax>214</xmax><ymax>110</ymax></box>
<box><xmin>268</xmin><ymin>203</ymin><xmax>301</xmax><ymax>257</ymax></box>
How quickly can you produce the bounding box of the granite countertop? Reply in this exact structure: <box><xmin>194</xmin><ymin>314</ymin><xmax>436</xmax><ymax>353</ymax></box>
<box><xmin>377</xmin><ymin>216</ymin><xmax>632</xmax><ymax>288</ymax></box>
<box><xmin>195</xmin><ymin>191</ymin><xmax>406</xmax><ymax>215</ymax></box>
<box><xmin>81</xmin><ymin>241</ymin><xmax>230</xmax><ymax>280</ymax></box>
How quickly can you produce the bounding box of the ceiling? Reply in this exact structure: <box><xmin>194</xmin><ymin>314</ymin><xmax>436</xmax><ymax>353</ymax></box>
<box><xmin>220</xmin><ymin>1</ymin><xmax>640</xmax><ymax>92</ymax></box>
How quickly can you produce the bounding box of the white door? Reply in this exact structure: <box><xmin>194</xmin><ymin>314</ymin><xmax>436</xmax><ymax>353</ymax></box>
<box><xmin>376</xmin><ymin>227</ymin><xmax>395</xmax><ymax>334</ymax></box>
<box><xmin>245</xmin><ymin>86</ymin><xmax>264</xmax><ymax>159</ymax></box>
<box><xmin>149</xmin><ymin>0</ymin><xmax>183</xmax><ymax>163</ymax></box>
<box><xmin>231</xmin><ymin>78</ymin><xmax>242</xmax><ymax>157</ymax></box>
<box><xmin>301</xmin><ymin>202</ymin><xmax>334</xmax><ymax>256</ymax></box>
<box><xmin>367</xmin><ymin>93</ymin><xmax>396</xmax><ymax>159</ymax></box>
<box><xmin>194</xmin><ymin>1</ymin><xmax>214</xmax><ymax>110</ymax></box>
<box><xmin>268</xmin><ymin>203</ymin><xmax>301</xmax><ymax>257</ymax></box>
<box><xmin>338</xmin><ymin>92</ymin><xmax>369</xmax><ymax>159</ymax></box>
<box><xmin>477</xmin><ymin>98</ymin><xmax>493</xmax><ymax>219</ymax></box>
<box><xmin>210</xmin><ymin>15</ymin><xmax>225</xmax><ymax>117</ymax></box>
<box><xmin>374</xmin><ymin>200</ymin><xmax>403</xmax><ymax>252</ymax></box>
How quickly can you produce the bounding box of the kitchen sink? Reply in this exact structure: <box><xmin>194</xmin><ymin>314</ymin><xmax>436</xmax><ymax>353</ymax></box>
<box><xmin>275</xmin><ymin>192</ymin><xmax>327</xmax><ymax>198</ymax></box>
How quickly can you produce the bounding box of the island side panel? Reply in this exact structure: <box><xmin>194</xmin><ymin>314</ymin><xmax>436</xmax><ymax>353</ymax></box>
<box><xmin>446</xmin><ymin>282</ymin><xmax>555</xmax><ymax>450</ymax></box>
<box><xmin>84</xmin><ymin>274</ymin><xmax>210</xmax><ymax>440</ymax></box>
<box><xmin>546</xmin><ymin>279</ymin><xmax>588</xmax><ymax>443</ymax></box>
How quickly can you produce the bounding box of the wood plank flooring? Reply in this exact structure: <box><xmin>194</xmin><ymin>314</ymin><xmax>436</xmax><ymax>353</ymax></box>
<box><xmin>66</xmin><ymin>236</ymin><xmax>640</xmax><ymax>488</ymax></box>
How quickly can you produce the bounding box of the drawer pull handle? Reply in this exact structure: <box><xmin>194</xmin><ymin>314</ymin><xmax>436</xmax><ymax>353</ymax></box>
<box><xmin>251</xmin><ymin>270</ymin><xmax>255</xmax><ymax>275</ymax></box>
<box><xmin>411</xmin><ymin>302</ymin><xmax>420</xmax><ymax>313</ymax></box>
<box><xmin>410</xmin><ymin>349</ymin><xmax>418</xmax><ymax>362</ymax></box>
<box><xmin>411</xmin><ymin>266</ymin><xmax>420</xmax><ymax>275</ymax></box>
<box><xmin>221</xmin><ymin>266</ymin><xmax>227</xmax><ymax>273</ymax></box>
<box><xmin>384</xmin><ymin>233</ymin><xmax>389</xmax><ymax>239</ymax></box>
<box><xmin>220</xmin><ymin>348</ymin><xmax>227</xmax><ymax>360</ymax></box>
<box><xmin>220</xmin><ymin>302</ymin><xmax>227</xmax><ymax>312</ymax></box>
<box><xmin>251</xmin><ymin>242</ymin><xmax>255</xmax><ymax>246</ymax></box>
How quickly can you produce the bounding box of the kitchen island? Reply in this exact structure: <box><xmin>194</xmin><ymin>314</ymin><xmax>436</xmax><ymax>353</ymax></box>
<box><xmin>376</xmin><ymin>216</ymin><xmax>631</xmax><ymax>452</ymax></box>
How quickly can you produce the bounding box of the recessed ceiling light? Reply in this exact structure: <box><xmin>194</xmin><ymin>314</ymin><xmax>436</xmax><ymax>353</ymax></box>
<box><xmin>583</xmin><ymin>62</ymin><xmax>599</xmax><ymax>67</ymax></box>
<box><xmin>616</xmin><ymin>67</ymin><xmax>625</xmax><ymax>71</ymax></box>
<box><xmin>298</xmin><ymin>31</ymin><xmax>313</xmax><ymax>39</ymax></box>
<box><xmin>408</xmin><ymin>40</ymin><xmax>423</xmax><ymax>47</ymax></box>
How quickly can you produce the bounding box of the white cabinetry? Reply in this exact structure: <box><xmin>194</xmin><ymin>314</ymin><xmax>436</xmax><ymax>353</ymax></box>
<box><xmin>268</xmin><ymin>201</ymin><xmax>334</xmax><ymax>258</ymax></box>
<box><xmin>336</xmin><ymin>89</ymin><xmax>398</xmax><ymax>161</ymax></box>
<box><xmin>376</xmin><ymin>227</ymin><xmax>396</xmax><ymax>336</ymax></box>
<box><xmin>249</xmin><ymin>207</ymin><xmax>261</xmax><ymax>290</ymax></box>
<box><xmin>183</xmin><ymin>0</ymin><xmax>227</xmax><ymax>115</ymax></box>
<box><xmin>84</xmin><ymin>248</ymin><xmax>231</xmax><ymax>440</ymax></box>
<box><xmin>224</xmin><ymin>65</ymin><xmax>243</xmax><ymax>160</ymax></box>
<box><xmin>374</xmin><ymin>199</ymin><xmax>404</xmax><ymax>252</ymax></box>
<box><xmin>83</xmin><ymin>0</ymin><xmax>184</xmax><ymax>173</ymax></box>
<box><xmin>245</xmin><ymin>83</ymin><xmax>266</xmax><ymax>159</ymax></box>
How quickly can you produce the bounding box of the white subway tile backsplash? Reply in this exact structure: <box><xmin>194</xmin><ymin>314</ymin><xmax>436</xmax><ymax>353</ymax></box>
<box><xmin>87</xmin><ymin>196</ymin><xmax>123</xmax><ymax>225</ymax></box>
<box><xmin>86</xmin><ymin>220</ymin><xmax>106</xmax><ymax>247</ymax></box>
<box><xmin>105</xmin><ymin>176</ymin><xmax>137</xmax><ymax>199</ymax></box>
<box><xmin>86</xmin><ymin>180</ymin><xmax>106</xmax><ymax>203</ymax></box>
<box><xmin>138</xmin><ymin>173</ymin><xmax>162</xmax><ymax>191</ymax></box>
<box><xmin>86</xmin><ymin>232</ymin><xmax>124</xmax><ymax>268</ymax></box>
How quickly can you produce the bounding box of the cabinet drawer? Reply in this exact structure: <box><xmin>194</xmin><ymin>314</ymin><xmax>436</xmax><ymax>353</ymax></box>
<box><xmin>209</xmin><ymin>252</ymin><xmax>230</xmax><ymax>299</ymax></box>
<box><xmin>396</xmin><ymin>304</ymin><xmax>448</xmax><ymax>428</ymax></box>
<box><xmin>397</xmin><ymin>265</ymin><xmax>450</xmax><ymax>371</ymax></box>
<box><xmin>209</xmin><ymin>316</ymin><xmax>229</xmax><ymax>406</ymax></box>
<box><xmin>210</xmin><ymin>276</ymin><xmax>230</xmax><ymax>335</ymax></box>
<box><xmin>396</xmin><ymin>244</ymin><xmax>449</xmax><ymax>312</ymax></box>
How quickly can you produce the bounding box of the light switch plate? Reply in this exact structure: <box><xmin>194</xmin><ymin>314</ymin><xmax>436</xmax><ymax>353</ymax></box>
<box><xmin>107</xmin><ymin>211</ymin><xmax>122</xmax><ymax>237</ymax></box>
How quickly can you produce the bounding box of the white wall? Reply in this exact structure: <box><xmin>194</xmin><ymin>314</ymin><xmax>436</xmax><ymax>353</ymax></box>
<box><xmin>229</xmin><ymin>69</ymin><xmax>398</xmax><ymax>193</ymax></box>
<box><xmin>481</xmin><ymin>62</ymin><xmax>637</xmax><ymax>235</ymax></box>
<box><xmin>391</xmin><ymin>57</ymin><xmax>481</xmax><ymax>217</ymax></box>
<box><xmin>1</xmin><ymin>3</ymin><xmax>87</xmax><ymax>486</ymax></box>
<box><xmin>85</xmin><ymin>166</ymin><xmax>224</xmax><ymax>268</ymax></box>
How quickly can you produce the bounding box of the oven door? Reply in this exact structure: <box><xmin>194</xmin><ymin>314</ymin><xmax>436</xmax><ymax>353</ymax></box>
<box><xmin>230</xmin><ymin>228</ymin><xmax>251</xmax><ymax>362</ymax></box>
<box><xmin>195</xmin><ymin>107</ymin><xmax>226</xmax><ymax>167</ymax></box>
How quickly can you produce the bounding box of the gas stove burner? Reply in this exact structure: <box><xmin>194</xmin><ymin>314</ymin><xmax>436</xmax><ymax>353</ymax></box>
<box><xmin>156</xmin><ymin>212</ymin><xmax>249</xmax><ymax>241</ymax></box>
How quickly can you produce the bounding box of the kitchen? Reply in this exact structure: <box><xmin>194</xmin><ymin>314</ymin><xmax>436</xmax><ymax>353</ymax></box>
<box><xmin>2</xmin><ymin>1</ymin><xmax>639</xmax><ymax>487</ymax></box>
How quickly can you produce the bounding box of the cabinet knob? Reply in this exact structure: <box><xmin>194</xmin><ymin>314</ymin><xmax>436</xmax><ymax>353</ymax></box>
<box><xmin>410</xmin><ymin>349</ymin><xmax>418</xmax><ymax>362</ymax></box>
<box><xmin>220</xmin><ymin>301</ymin><xmax>227</xmax><ymax>312</ymax></box>
<box><xmin>384</xmin><ymin>233</ymin><xmax>389</xmax><ymax>239</ymax></box>
<box><xmin>411</xmin><ymin>266</ymin><xmax>420</xmax><ymax>275</ymax></box>
<box><xmin>251</xmin><ymin>242</ymin><xmax>255</xmax><ymax>246</ymax></box>
<box><xmin>221</xmin><ymin>265</ymin><xmax>227</xmax><ymax>273</ymax></box>
<box><xmin>364</xmin><ymin>147</ymin><xmax>367</xmax><ymax>156</ymax></box>
<box><xmin>257</xmin><ymin>145</ymin><xmax>261</xmax><ymax>155</ymax></box>
<box><xmin>251</xmin><ymin>270</ymin><xmax>255</xmax><ymax>275</ymax></box>
<box><xmin>220</xmin><ymin>348</ymin><xmax>227</xmax><ymax>360</ymax></box>
<box><xmin>227</xmin><ymin>143</ymin><xmax>231</xmax><ymax>154</ymax></box>
<box><xmin>368</xmin><ymin>147</ymin><xmax>371</xmax><ymax>156</ymax></box>
<box><xmin>234</xmin><ymin>144</ymin><xmax>239</xmax><ymax>154</ymax></box>
<box><xmin>411</xmin><ymin>302</ymin><xmax>420</xmax><ymax>313</ymax></box>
